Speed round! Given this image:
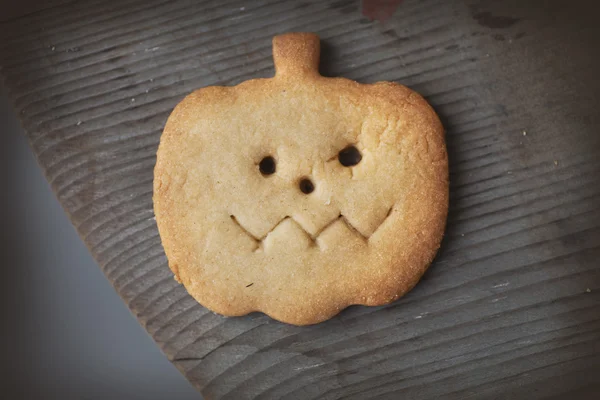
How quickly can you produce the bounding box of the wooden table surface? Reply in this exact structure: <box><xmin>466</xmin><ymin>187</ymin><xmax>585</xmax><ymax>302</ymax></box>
<box><xmin>2</xmin><ymin>0</ymin><xmax>600</xmax><ymax>398</ymax></box>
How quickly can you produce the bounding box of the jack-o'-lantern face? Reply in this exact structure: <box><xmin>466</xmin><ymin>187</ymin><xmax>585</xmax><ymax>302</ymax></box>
<box><xmin>154</xmin><ymin>33</ymin><xmax>448</xmax><ymax>325</ymax></box>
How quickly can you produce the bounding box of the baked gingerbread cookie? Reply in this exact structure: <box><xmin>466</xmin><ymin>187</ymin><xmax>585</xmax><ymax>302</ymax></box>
<box><xmin>154</xmin><ymin>33</ymin><xmax>448</xmax><ymax>326</ymax></box>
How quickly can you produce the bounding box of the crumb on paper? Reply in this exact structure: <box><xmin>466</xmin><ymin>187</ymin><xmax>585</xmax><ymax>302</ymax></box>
<box><xmin>522</xmin><ymin>130</ymin><xmax>527</xmax><ymax>136</ymax></box>
<box><xmin>51</xmin><ymin>46</ymin><xmax>55</xmax><ymax>51</ymax></box>
<box><xmin>586</xmin><ymin>288</ymin><xmax>591</xmax><ymax>293</ymax></box>
<box><xmin>76</xmin><ymin>121</ymin><xmax>82</xmax><ymax>126</ymax></box>
<box><xmin>131</xmin><ymin>98</ymin><xmax>135</xmax><ymax>102</ymax></box>
<box><xmin>554</xmin><ymin>160</ymin><xmax>558</xmax><ymax>166</ymax></box>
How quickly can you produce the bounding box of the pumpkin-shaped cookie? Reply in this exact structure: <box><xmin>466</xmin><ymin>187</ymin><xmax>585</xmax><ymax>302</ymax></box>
<box><xmin>154</xmin><ymin>33</ymin><xmax>448</xmax><ymax>325</ymax></box>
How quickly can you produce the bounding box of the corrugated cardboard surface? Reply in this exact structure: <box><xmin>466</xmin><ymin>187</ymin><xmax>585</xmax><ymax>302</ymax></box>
<box><xmin>2</xmin><ymin>0</ymin><xmax>599</xmax><ymax>398</ymax></box>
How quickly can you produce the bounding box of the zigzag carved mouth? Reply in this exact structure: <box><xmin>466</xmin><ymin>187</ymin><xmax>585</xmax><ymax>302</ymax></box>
<box><xmin>230</xmin><ymin>207</ymin><xmax>392</xmax><ymax>251</ymax></box>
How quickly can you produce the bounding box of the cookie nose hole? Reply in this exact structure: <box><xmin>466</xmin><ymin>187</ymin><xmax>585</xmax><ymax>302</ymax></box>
<box><xmin>299</xmin><ymin>178</ymin><xmax>314</xmax><ymax>194</ymax></box>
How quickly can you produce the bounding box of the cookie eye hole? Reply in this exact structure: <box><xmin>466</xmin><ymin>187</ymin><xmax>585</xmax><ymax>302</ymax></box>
<box><xmin>259</xmin><ymin>156</ymin><xmax>276</xmax><ymax>175</ymax></box>
<box><xmin>299</xmin><ymin>178</ymin><xmax>314</xmax><ymax>194</ymax></box>
<box><xmin>338</xmin><ymin>145</ymin><xmax>362</xmax><ymax>167</ymax></box>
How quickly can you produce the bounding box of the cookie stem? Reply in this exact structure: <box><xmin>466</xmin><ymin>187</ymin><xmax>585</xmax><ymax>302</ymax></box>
<box><xmin>272</xmin><ymin>32</ymin><xmax>320</xmax><ymax>78</ymax></box>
